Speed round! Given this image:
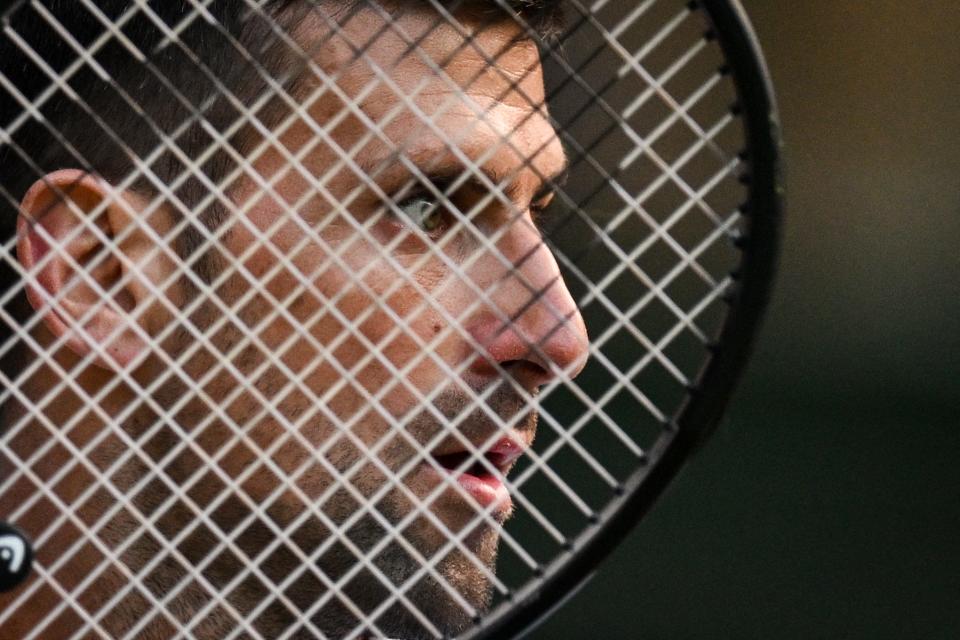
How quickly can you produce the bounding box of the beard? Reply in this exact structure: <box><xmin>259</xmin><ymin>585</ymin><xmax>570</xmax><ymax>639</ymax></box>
<box><xmin>141</xmin><ymin>363</ymin><xmax>537</xmax><ymax>639</ymax></box>
<box><xmin>303</xmin><ymin>502</ymin><xmax>501</xmax><ymax>639</ymax></box>
<box><xmin>146</xmin><ymin>290</ymin><xmax>541</xmax><ymax>637</ymax></box>
<box><xmin>299</xmin><ymin>382</ymin><xmax>538</xmax><ymax>639</ymax></box>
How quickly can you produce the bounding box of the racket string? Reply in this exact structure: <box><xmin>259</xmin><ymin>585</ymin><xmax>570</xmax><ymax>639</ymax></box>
<box><xmin>0</xmin><ymin>0</ymin><xmax>755</xmax><ymax>637</ymax></box>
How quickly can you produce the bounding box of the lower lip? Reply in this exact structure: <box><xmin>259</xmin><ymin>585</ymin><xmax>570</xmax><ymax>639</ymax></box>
<box><xmin>423</xmin><ymin>466</ymin><xmax>512</xmax><ymax>511</ymax></box>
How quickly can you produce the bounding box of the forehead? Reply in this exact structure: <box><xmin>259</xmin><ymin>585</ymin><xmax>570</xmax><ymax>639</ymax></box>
<box><xmin>287</xmin><ymin>4</ymin><xmax>552</xmax><ymax>153</ymax></box>
<box><xmin>303</xmin><ymin>3</ymin><xmax>545</xmax><ymax>101</ymax></box>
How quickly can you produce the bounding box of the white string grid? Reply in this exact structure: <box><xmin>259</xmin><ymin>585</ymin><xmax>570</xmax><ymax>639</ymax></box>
<box><xmin>0</xmin><ymin>0</ymin><xmax>748</xmax><ymax>637</ymax></box>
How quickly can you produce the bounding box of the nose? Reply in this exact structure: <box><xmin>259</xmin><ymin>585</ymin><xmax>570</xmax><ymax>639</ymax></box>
<box><xmin>464</xmin><ymin>218</ymin><xmax>589</xmax><ymax>389</ymax></box>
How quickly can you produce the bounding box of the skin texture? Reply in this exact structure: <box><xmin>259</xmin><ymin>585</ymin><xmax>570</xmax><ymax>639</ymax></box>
<box><xmin>1</xmin><ymin>3</ymin><xmax>587</xmax><ymax>639</ymax></box>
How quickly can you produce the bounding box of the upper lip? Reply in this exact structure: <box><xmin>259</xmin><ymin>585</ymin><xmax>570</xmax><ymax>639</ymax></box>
<box><xmin>428</xmin><ymin>432</ymin><xmax>529</xmax><ymax>477</ymax></box>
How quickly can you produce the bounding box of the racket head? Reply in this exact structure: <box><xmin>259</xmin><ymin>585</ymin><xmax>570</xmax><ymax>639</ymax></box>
<box><xmin>470</xmin><ymin>0</ymin><xmax>783</xmax><ymax>635</ymax></box>
<box><xmin>0</xmin><ymin>0</ymin><xmax>781</xmax><ymax>638</ymax></box>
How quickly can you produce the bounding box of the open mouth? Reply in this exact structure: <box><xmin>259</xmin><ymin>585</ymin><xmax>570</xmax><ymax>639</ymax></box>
<box><xmin>426</xmin><ymin>437</ymin><xmax>525</xmax><ymax>509</ymax></box>
<box><xmin>431</xmin><ymin>449</ymin><xmax>513</xmax><ymax>479</ymax></box>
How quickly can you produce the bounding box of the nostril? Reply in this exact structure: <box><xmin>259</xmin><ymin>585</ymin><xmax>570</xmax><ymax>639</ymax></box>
<box><xmin>501</xmin><ymin>359</ymin><xmax>550</xmax><ymax>388</ymax></box>
<box><xmin>465</xmin><ymin>309</ymin><xmax>589</xmax><ymax>386</ymax></box>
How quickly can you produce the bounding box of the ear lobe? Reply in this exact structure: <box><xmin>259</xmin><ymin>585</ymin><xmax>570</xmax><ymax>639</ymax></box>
<box><xmin>16</xmin><ymin>169</ymin><xmax>153</xmax><ymax>371</ymax></box>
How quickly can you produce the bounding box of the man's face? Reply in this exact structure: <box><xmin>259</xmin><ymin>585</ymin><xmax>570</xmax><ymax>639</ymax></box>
<box><xmin>165</xmin><ymin>3</ymin><xmax>587</xmax><ymax>636</ymax></box>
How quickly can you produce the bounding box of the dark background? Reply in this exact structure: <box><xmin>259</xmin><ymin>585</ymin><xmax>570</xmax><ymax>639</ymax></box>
<box><xmin>536</xmin><ymin>2</ymin><xmax>960</xmax><ymax>638</ymax></box>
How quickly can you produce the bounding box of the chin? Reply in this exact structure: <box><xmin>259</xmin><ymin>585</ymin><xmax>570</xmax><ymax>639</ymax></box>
<box><xmin>368</xmin><ymin>541</ymin><xmax>499</xmax><ymax>640</ymax></box>
<box><xmin>306</xmin><ymin>496</ymin><xmax>503</xmax><ymax>639</ymax></box>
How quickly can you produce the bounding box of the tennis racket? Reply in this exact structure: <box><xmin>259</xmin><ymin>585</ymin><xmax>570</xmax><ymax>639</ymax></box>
<box><xmin>0</xmin><ymin>0</ymin><xmax>781</xmax><ymax>638</ymax></box>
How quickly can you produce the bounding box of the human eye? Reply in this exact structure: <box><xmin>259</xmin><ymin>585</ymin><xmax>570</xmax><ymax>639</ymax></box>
<box><xmin>394</xmin><ymin>193</ymin><xmax>447</xmax><ymax>237</ymax></box>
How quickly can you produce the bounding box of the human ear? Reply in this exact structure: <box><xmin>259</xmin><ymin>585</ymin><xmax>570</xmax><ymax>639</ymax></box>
<box><xmin>16</xmin><ymin>169</ymin><xmax>172</xmax><ymax>370</ymax></box>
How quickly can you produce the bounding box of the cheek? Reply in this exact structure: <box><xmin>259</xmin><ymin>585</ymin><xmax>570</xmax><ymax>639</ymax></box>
<box><xmin>233</xmin><ymin>207</ymin><xmax>472</xmax><ymax>422</ymax></box>
<box><xmin>305</xmin><ymin>248</ymin><xmax>461</xmax><ymax>390</ymax></box>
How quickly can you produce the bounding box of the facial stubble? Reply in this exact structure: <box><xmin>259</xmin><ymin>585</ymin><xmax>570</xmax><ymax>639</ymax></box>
<box><xmin>160</xmin><ymin>270</ymin><xmax>539</xmax><ymax>638</ymax></box>
<box><xmin>307</xmin><ymin>384</ymin><xmax>537</xmax><ymax>639</ymax></box>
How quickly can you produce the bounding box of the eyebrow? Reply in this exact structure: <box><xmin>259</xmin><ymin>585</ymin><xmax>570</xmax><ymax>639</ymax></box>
<box><xmin>360</xmin><ymin>149</ymin><xmax>570</xmax><ymax>207</ymax></box>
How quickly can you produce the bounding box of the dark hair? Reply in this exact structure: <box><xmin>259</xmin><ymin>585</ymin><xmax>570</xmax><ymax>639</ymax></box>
<box><xmin>0</xmin><ymin>0</ymin><xmax>312</xmax><ymax>396</ymax></box>
<box><xmin>0</xmin><ymin>0</ymin><xmax>562</xmax><ymax>384</ymax></box>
